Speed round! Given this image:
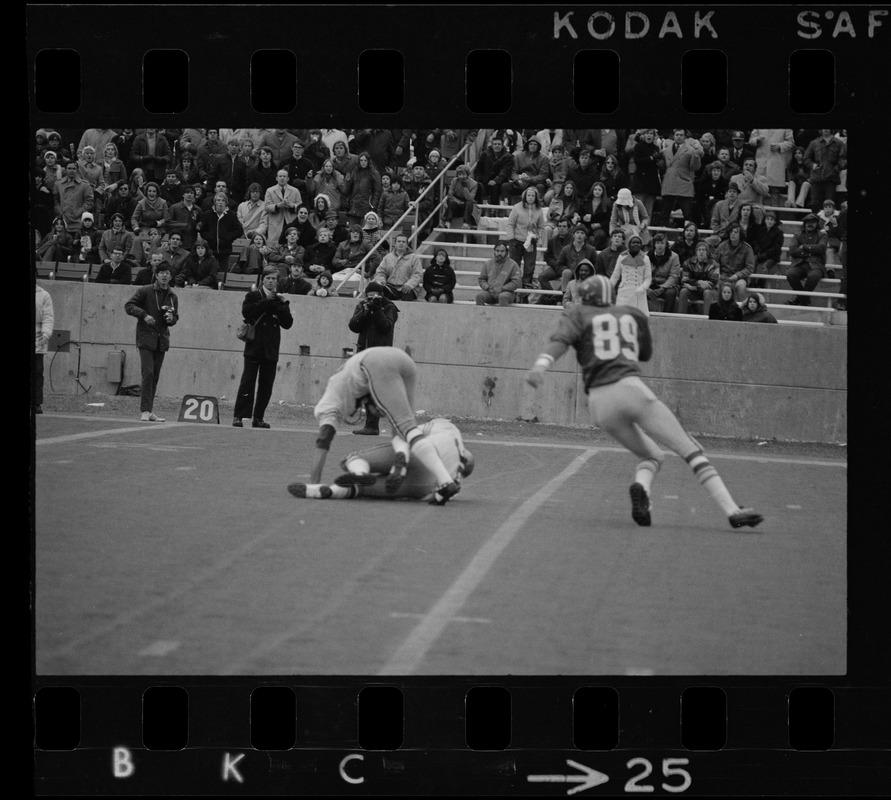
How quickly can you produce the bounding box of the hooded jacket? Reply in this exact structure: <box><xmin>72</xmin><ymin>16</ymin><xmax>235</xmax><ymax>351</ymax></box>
<box><xmin>562</xmin><ymin>260</ymin><xmax>596</xmax><ymax>307</ymax></box>
<box><xmin>649</xmin><ymin>247</ymin><xmax>682</xmax><ymax>293</ymax></box>
<box><xmin>742</xmin><ymin>292</ymin><xmax>778</xmax><ymax>323</ymax></box>
<box><xmin>510</xmin><ymin>138</ymin><xmax>549</xmax><ymax>185</ymax></box>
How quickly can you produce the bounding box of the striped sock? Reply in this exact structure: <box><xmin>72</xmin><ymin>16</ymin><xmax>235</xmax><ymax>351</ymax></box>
<box><xmin>634</xmin><ymin>458</ymin><xmax>661</xmax><ymax>494</ymax></box>
<box><xmin>684</xmin><ymin>450</ymin><xmax>738</xmax><ymax>515</ymax></box>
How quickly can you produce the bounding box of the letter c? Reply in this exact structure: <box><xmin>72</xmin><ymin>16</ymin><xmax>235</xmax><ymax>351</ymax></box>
<box><xmin>339</xmin><ymin>753</ymin><xmax>365</xmax><ymax>785</ymax></box>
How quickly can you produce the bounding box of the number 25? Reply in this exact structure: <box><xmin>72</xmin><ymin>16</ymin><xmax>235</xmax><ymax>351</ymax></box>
<box><xmin>625</xmin><ymin>757</ymin><xmax>692</xmax><ymax>793</ymax></box>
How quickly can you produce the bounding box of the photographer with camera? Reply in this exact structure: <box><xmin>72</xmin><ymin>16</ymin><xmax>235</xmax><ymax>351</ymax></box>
<box><xmin>347</xmin><ymin>282</ymin><xmax>399</xmax><ymax>435</ymax></box>
<box><xmin>232</xmin><ymin>266</ymin><xmax>294</xmax><ymax>428</ymax></box>
<box><xmin>125</xmin><ymin>261</ymin><xmax>179</xmax><ymax>422</ymax></box>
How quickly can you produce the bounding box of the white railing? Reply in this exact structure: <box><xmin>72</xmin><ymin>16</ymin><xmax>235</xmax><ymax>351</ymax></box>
<box><xmin>333</xmin><ymin>143</ymin><xmax>472</xmax><ymax>295</ymax></box>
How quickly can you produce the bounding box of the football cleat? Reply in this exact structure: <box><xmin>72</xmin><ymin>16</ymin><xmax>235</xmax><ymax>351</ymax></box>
<box><xmin>429</xmin><ymin>481</ymin><xmax>461</xmax><ymax>506</ymax></box>
<box><xmin>629</xmin><ymin>482</ymin><xmax>652</xmax><ymax>526</ymax></box>
<box><xmin>729</xmin><ymin>508</ymin><xmax>764</xmax><ymax>529</ymax></box>
<box><xmin>385</xmin><ymin>453</ymin><xmax>408</xmax><ymax>494</ymax></box>
<box><xmin>287</xmin><ymin>483</ymin><xmax>333</xmax><ymax>499</ymax></box>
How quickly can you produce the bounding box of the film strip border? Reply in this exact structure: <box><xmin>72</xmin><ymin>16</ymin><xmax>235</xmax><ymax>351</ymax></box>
<box><xmin>34</xmin><ymin>682</ymin><xmax>887</xmax><ymax>794</ymax></box>
<box><xmin>26</xmin><ymin>6</ymin><xmax>887</xmax><ymax>121</ymax></box>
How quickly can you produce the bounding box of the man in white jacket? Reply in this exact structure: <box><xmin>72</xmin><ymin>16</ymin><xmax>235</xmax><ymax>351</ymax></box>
<box><xmin>35</xmin><ymin>284</ymin><xmax>55</xmax><ymax>414</ymax></box>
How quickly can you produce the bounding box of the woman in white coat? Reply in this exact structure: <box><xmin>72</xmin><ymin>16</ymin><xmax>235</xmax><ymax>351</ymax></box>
<box><xmin>610</xmin><ymin>233</ymin><xmax>652</xmax><ymax>315</ymax></box>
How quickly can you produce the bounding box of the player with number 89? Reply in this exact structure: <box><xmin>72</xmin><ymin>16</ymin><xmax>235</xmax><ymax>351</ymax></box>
<box><xmin>525</xmin><ymin>274</ymin><xmax>762</xmax><ymax>530</ymax></box>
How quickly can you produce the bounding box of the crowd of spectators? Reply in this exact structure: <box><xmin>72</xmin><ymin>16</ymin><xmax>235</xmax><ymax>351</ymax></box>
<box><xmin>32</xmin><ymin>127</ymin><xmax>847</xmax><ymax>316</ymax></box>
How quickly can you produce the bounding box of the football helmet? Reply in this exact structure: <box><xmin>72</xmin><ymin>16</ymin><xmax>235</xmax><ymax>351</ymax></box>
<box><xmin>577</xmin><ymin>273</ymin><xmax>613</xmax><ymax>307</ymax></box>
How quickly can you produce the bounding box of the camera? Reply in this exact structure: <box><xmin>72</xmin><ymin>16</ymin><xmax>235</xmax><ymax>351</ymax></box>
<box><xmin>365</xmin><ymin>295</ymin><xmax>383</xmax><ymax>309</ymax></box>
<box><xmin>160</xmin><ymin>304</ymin><xmax>175</xmax><ymax>324</ymax></box>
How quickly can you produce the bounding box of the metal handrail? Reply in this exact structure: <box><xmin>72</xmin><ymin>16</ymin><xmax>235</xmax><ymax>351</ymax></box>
<box><xmin>333</xmin><ymin>142</ymin><xmax>472</xmax><ymax>294</ymax></box>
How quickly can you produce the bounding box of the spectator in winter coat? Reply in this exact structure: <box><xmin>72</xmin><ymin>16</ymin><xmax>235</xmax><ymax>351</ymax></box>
<box><xmin>131</xmin><ymin>182</ymin><xmax>169</xmax><ymax>234</ymax></box>
<box><xmin>422</xmin><ymin>248</ymin><xmax>457</xmax><ymax>303</ymax></box>
<box><xmin>333</xmin><ymin>225</ymin><xmax>375</xmax><ymax>277</ymax></box>
<box><xmin>98</xmin><ymin>213</ymin><xmax>134</xmax><ymax>262</ymax></box>
<box><xmin>709</xmin><ymin>184</ymin><xmax>743</xmax><ymax>241</ymax></box>
<box><xmin>501</xmin><ymin>137</ymin><xmax>549</xmax><ymax>203</ymax></box>
<box><xmin>177</xmin><ymin>240</ymin><xmax>219</xmax><ymax>288</ymax></box>
<box><xmin>474</xmin><ymin>135</ymin><xmax>514</xmax><ymax>206</ymax></box>
<box><xmin>475</xmin><ymin>241</ymin><xmax>521</xmax><ymax>306</ymax></box>
<box><xmin>312</xmin><ymin>159</ymin><xmax>347</xmax><ymax>213</ymax></box>
<box><xmin>246</xmin><ymin>147</ymin><xmax>279</xmax><ymax>195</ymax></box>
<box><xmin>258</xmin><ymin>129</ymin><xmax>298</xmax><ymax>165</ymax></box>
<box><xmin>505</xmin><ymin>187</ymin><xmax>545</xmax><ymax>294</ymax></box>
<box><xmin>330</xmin><ymin>139</ymin><xmax>358</xmax><ymax>181</ymax></box>
<box><xmin>304</xmin><ymin>129</ymin><xmax>331</xmax><ymax>172</ymax></box>
<box><xmin>677</xmin><ymin>241</ymin><xmax>720</xmax><ymax>314</ymax></box>
<box><xmin>545</xmin><ymin>225</ymin><xmax>598</xmax><ymax>292</ymax></box>
<box><xmin>562</xmin><ymin>259</ymin><xmax>596</xmax><ymax>307</ymax></box>
<box><xmin>36</xmin><ymin>217</ymin><xmax>75</xmax><ymax>262</ymax></box>
<box><xmin>628</xmin><ymin>129</ymin><xmax>663</xmax><ymax>219</ymax></box>
<box><xmin>750</xmin><ymin>129</ymin><xmax>795</xmax><ymax>207</ymax></box>
<box><xmin>609</xmin><ymin>187</ymin><xmax>650</xmax><ymax>248</ymax></box>
<box><xmin>349</xmin><ymin>281</ymin><xmax>400</xmax><ymax>351</ymax></box>
<box><xmin>599</xmin><ymin>154</ymin><xmax>627</xmax><ymax>204</ymax></box>
<box><xmin>378</xmin><ymin>175</ymin><xmax>412</xmax><ymax>228</ymax></box>
<box><xmin>546</xmin><ymin>180</ymin><xmax>583</xmax><ymax>236</ymax></box>
<box><xmin>441</xmin><ymin>165</ymin><xmax>481</xmax><ymax>228</ymax></box>
<box><xmin>729</xmin><ymin>157</ymin><xmax>770</xmax><ymax>209</ymax></box>
<box><xmin>277</xmin><ymin>261</ymin><xmax>313</xmax><ymax>295</ymax></box>
<box><xmin>594</xmin><ymin>228</ymin><xmax>626</xmax><ymax>278</ymax></box>
<box><xmin>695</xmin><ymin>161</ymin><xmax>728</xmax><ymax>228</ymax></box>
<box><xmin>308</xmin><ymin>193</ymin><xmax>337</xmax><ymax>232</ymax></box>
<box><xmin>280</xmin><ymin>139</ymin><xmax>316</xmax><ymax>200</ymax></box>
<box><xmin>671</xmin><ymin>221</ymin><xmax>701</xmax><ymax>268</ymax></box>
<box><xmin>749</xmin><ymin>210</ymin><xmax>785</xmax><ymax>286</ymax></box>
<box><xmin>707</xmin><ymin>223</ymin><xmax>755</xmax><ymax>310</ymax></box>
<box><xmin>351</xmin><ymin>129</ymin><xmax>397</xmax><ymax>175</ymax></box>
<box><xmin>303</xmin><ymin>227</ymin><xmax>339</xmax><ymax>277</ymax></box>
<box><xmin>543</xmin><ymin>143</ymin><xmax>570</xmax><ymax>204</ymax></box>
<box><xmin>543</xmin><ymin>218</ymin><xmax>573</xmax><ymax>274</ymax></box>
<box><xmin>803</xmin><ymin>129</ymin><xmax>847</xmax><ymax>212</ymax></box>
<box><xmin>93</xmin><ymin>246</ymin><xmax>132</xmax><ymax>285</ymax></box>
<box><xmin>54</xmin><ymin>161</ymin><xmax>95</xmax><ymax>233</ymax></box>
<box><xmin>263</xmin><ymin>169</ymin><xmax>302</xmax><ymax>245</ymax></box>
<box><xmin>581</xmin><ymin>181</ymin><xmax>613</xmax><ymax>249</ymax></box>
<box><xmin>373</xmin><ymin>234</ymin><xmax>424</xmax><ymax>300</ymax></box>
<box><xmin>742</xmin><ymin>292</ymin><xmax>778</xmax><ymax>323</ymax></box>
<box><xmin>128</xmin><ymin>128</ymin><xmax>172</xmax><ymax>182</ymax></box>
<box><xmin>237</xmin><ymin>183</ymin><xmax>269</xmax><ymax>240</ymax></box>
<box><xmin>785</xmin><ymin>213</ymin><xmax>828</xmax><ymax>306</ymax></box>
<box><xmin>647</xmin><ymin>233</ymin><xmax>682</xmax><ymax>313</ymax></box>
<box><xmin>660</xmin><ymin>129</ymin><xmax>704</xmax><ymax>226</ymax></box>
<box><xmin>345</xmin><ymin>152</ymin><xmax>382</xmax><ymax>225</ymax></box>
<box><xmin>198</xmin><ymin>193</ymin><xmax>244</xmax><ymax>266</ymax></box>
<box><xmin>707</xmin><ymin>282</ymin><xmax>744</xmax><ymax>321</ymax></box>
<box><xmin>267</xmin><ymin>226</ymin><xmax>306</xmax><ymax>278</ymax></box>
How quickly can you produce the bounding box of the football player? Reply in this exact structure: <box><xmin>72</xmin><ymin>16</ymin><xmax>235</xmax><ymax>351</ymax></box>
<box><xmin>288</xmin><ymin>417</ymin><xmax>473</xmax><ymax>503</ymax></box>
<box><xmin>291</xmin><ymin>347</ymin><xmax>461</xmax><ymax>505</ymax></box>
<box><xmin>526</xmin><ymin>274</ymin><xmax>763</xmax><ymax>529</ymax></box>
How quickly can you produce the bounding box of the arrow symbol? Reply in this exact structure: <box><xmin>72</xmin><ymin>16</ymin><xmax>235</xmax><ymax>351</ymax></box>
<box><xmin>527</xmin><ymin>759</ymin><xmax>610</xmax><ymax>795</ymax></box>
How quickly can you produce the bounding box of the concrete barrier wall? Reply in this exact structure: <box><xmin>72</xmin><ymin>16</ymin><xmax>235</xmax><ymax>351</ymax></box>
<box><xmin>38</xmin><ymin>281</ymin><xmax>847</xmax><ymax>443</ymax></box>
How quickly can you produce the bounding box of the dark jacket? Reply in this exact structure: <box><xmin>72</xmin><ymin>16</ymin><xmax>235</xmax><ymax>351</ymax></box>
<box><xmin>649</xmin><ymin>249</ymin><xmax>682</xmax><ymax>293</ymax></box>
<box><xmin>708</xmin><ymin>284</ymin><xmax>744</xmax><ymax>321</ymax></box>
<box><xmin>742</xmin><ymin>293</ymin><xmax>778</xmax><ymax>323</ymax></box>
<box><xmin>178</xmin><ymin>253</ymin><xmax>219</xmax><ymax>288</ymax></box>
<box><xmin>474</xmin><ymin>146</ymin><xmax>514</xmax><ymax>188</ymax></box>
<box><xmin>789</xmin><ymin>216</ymin><xmax>828</xmax><ymax>271</ymax></box>
<box><xmin>752</xmin><ymin>223</ymin><xmax>785</xmax><ymax>264</ymax></box>
<box><xmin>198</xmin><ymin>208</ymin><xmax>243</xmax><ymax>258</ymax></box>
<box><xmin>423</xmin><ymin>255</ymin><xmax>458</xmax><ymax>297</ymax></box>
<box><xmin>94</xmin><ymin>259</ymin><xmax>133</xmax><ymax>285</ymax></box>
<box><xmin>241</xmin><ymin>288</ymin><xmax>294</xmax><ymax>361</ymax></box>
<box><xmin>348</xmin><ymin>296</ymin><xmax>399</xmax><ymax>351</ymax></box>
<box><xmin>125</xmin><ymin>281</ymin><xmax>179</xmax><ymax>351</ymax></box>
<box><xmin>278</xmin><ymin>274</ymin><xmax>313</xmax><ymax>295</ymax></box>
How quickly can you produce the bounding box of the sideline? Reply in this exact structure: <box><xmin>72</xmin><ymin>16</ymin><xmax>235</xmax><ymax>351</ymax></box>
<box><xmin>378</xmin><ymin>448</ymin><xmax>599</xmax><ymax>675</ymax></box>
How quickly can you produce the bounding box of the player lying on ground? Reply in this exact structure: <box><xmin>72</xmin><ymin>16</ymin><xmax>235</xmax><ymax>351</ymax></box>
<box><xmin>525</xmin><ymin>274</ymin><xmax>763</xmax><ymax>530</ymax></box>
<box><xmin>288</xmin><ymin>418</ymin><xmax>474</xmax><ymax>504</ymax></box>
<box><xmin>291</xmin><ymin>347</ymin><xmax>461</xmax><ymax>505</ymax></box>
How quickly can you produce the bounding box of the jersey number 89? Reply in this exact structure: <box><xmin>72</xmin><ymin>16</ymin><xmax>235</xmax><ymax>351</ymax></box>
<box><xmin>591</xmin><ymin>313</ymin><xmax>640</xmax><ymax>360</ymax></box>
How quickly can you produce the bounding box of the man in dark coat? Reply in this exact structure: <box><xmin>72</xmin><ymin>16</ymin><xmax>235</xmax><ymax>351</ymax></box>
<box><xmin>198</xmin><ymin>192</ymin><xmax>243</xmax><ymax>267</ymax></box>
<box><xmin>346</xmin><ymin>281</ymin><xmax>399</xmax><ymax>435</ymax></box>
<box><xmin>232</xmin><ymin>266</ymin><xmax>294</xmax><ymax>428</ymax></box>
<box><xmin>124</xmin><ymin>261</ymin><xmax>179</xmax><ymax>422</ymax></box>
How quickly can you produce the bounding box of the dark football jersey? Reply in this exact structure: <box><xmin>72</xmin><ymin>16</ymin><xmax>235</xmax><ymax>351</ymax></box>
<box><xmin>545</xmin><ymin>303</ymin><xmax>653</xmax><ymax>390</ymax></box>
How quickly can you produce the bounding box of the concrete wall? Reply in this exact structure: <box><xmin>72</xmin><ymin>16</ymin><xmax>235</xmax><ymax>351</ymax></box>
<box><xmin>38</xmin><ymin>281</ymin><xmax>847</xmax><ymax>443</ymax></box>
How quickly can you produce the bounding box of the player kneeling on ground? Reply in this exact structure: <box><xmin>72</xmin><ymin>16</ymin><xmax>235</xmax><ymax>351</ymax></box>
<box><xmin>289</xmin><ymin>347</ymin><xmax>462</xmax><ymax>505</ymax></box>
<box><xmin>290</xmin><ymin>417</ymin><xmax>473</xmax><ymax>504</ymax></box>
<box><xmin>525</xmin><ymin>274</ymin><xmax>763</xmax><ymax>530</ymax></box>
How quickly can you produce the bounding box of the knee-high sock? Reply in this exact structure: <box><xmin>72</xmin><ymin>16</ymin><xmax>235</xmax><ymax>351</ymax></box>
<box><xmin>634</xmin><ymin>457</ymin><xmax>662</xmax><ymax>494</ymax></box>
<box><xmin>684</xmin><ymin>449</ymin><xmax>738</xmax><ymax>515</ymax></box>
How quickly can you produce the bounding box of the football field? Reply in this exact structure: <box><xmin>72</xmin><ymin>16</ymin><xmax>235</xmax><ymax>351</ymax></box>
<box><xmin>34</xmin><ymin>413</ymin><xmax>846</xmax><ymax>677</ymax></box>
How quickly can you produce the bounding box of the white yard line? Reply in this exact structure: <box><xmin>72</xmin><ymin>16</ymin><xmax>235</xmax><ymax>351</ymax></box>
<box><xmin>378</xmin><ymin>448</ymin><xmax>598</xmax><ymax>676</ymax></box>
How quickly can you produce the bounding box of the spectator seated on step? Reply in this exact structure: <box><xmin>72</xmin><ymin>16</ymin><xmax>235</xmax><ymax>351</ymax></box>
<box><xmin>677</xmin><ymin>241</ymin><xmax>720</xmax><ymax>314</ymax></box>
<box><xmin>646</xmin><ymin>233</ymin><xmax>682</xmax><ymax>313</ymax></box>
<box><xmin>537</xmin><ymin>224</ymin><xmax>597</xmax><ymax>293</ymax></box>
<box><xmin>441</xmin><ymin>164</ymin><xmax>481</xmax><ymax>229</ymax></box>
<box><xmin>705</xmin><ymin>223</ymin><xmax>755</xmax><ymax>312</ymax></box>
<box><xmin>785</xmin><ymin>213</ymin><xmax>828</xmax><ymax>307</ymax></box>
<box><xmin>500</xmin><ymin>136</ymin><xmax>549</xmax><ymax>204</ymax></box>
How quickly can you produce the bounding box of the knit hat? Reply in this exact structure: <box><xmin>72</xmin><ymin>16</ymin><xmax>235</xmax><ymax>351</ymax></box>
<box><xmin>627</xmin><ymin>234</ymin><xmax>643</xmax><ymax>246</ymax></box>
<box><xmin>365</xmin><ymin>282</ymin><xmax>387</xmax><ymax>295</ymax></box>
<box><xmin>81</xmin><ymin>211</ymin><xmax>94</xmax><ymax>222</ymax></box>
<box><xmin>615</xmin><ymin>188</ymin><xmax>634</xmax><ymax>207</ymax></box>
